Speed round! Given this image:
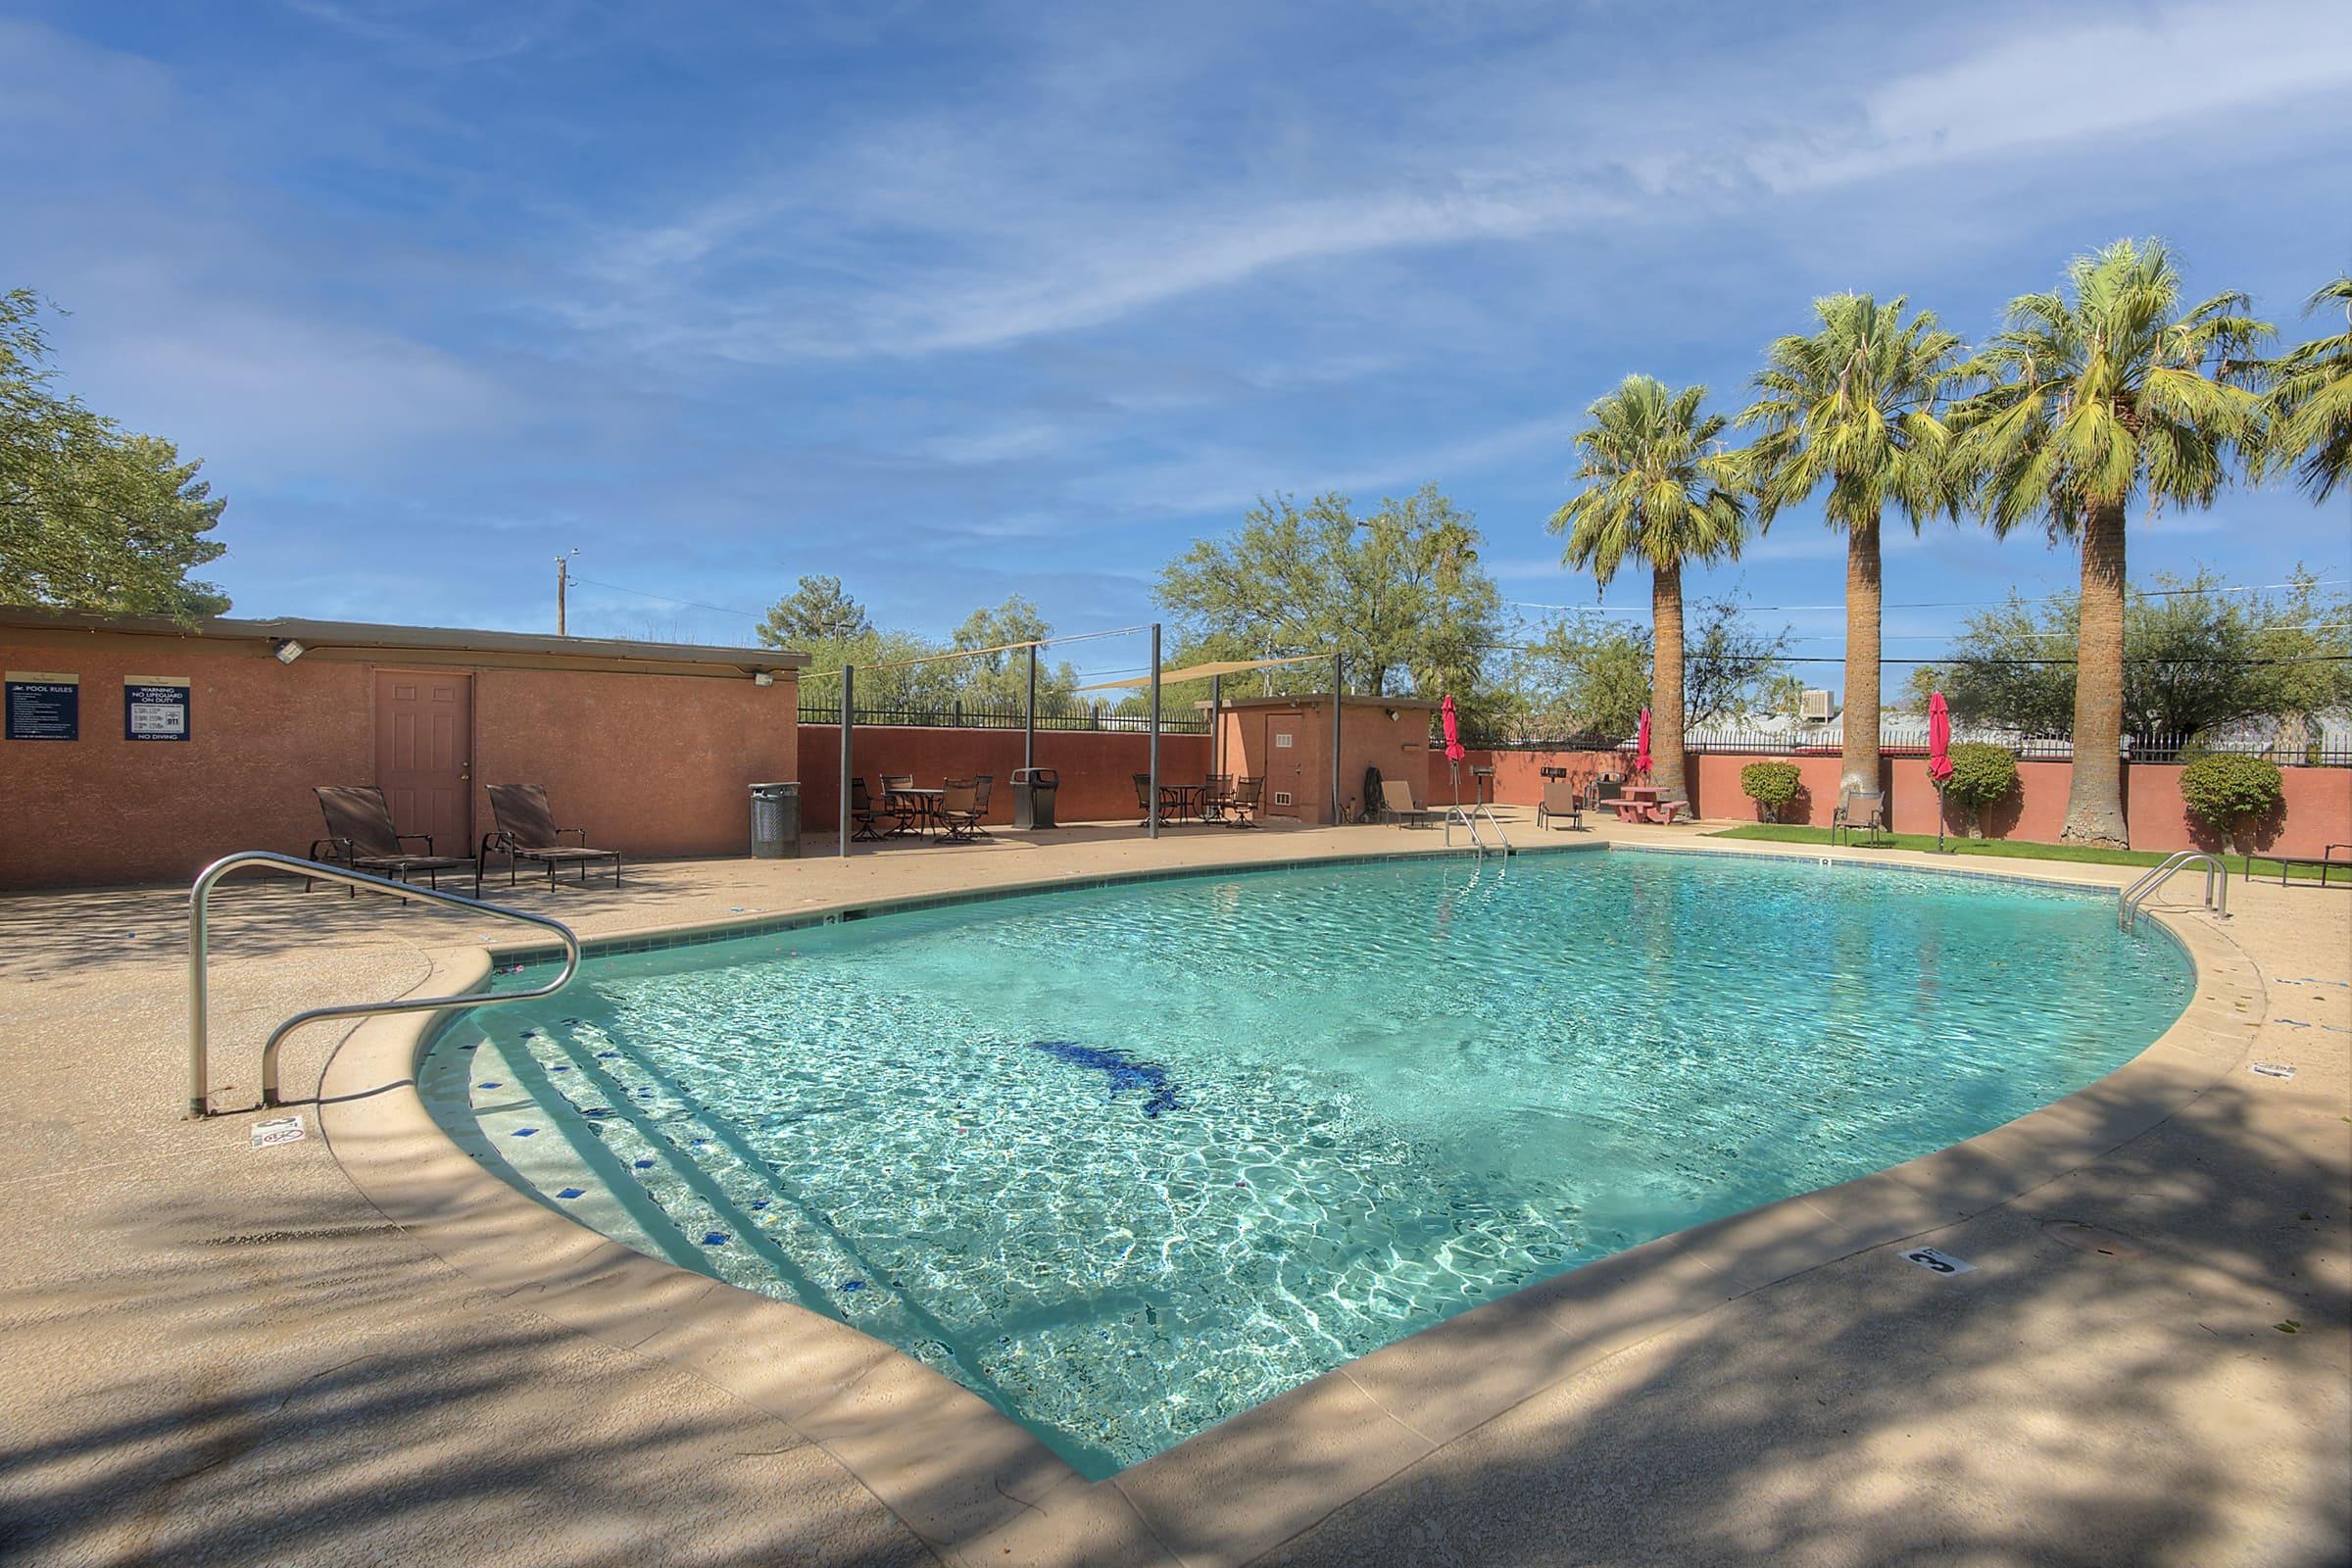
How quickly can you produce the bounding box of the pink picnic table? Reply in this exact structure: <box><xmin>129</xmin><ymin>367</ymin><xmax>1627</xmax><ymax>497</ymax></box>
<box><xmin>1600</xmin><ymin>786</ymin><xmax>1689</xmax><ymax>825</ymax></box>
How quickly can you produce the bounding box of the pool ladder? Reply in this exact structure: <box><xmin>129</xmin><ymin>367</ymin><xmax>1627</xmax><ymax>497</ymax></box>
<box><xmin>1445</xmin><ymin>804</ymin><xmax>1514</xmax><ymax>858</ymax></box>
<box><xmin>2118</xmin><ymin>850</ymin><xmax>2229</xmax><ymax>931</ymax></box>
<box><xmin>187</xmin><ymin>850</ymin><xmax>581</xmax><ymax>1118</ymax></box>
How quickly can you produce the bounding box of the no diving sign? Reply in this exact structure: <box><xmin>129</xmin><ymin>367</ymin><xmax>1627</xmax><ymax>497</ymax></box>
<box><xmin>124</xmin><ymin>676</ymin><xmax>191</xmax><ymax>741</ymax></box>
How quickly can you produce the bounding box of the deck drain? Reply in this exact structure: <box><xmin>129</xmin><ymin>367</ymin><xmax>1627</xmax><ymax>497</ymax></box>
<box><xmin>2043</xmin><ymin>1221</ymin><xmax>2140</xmax><ymax>1259</ymax></box>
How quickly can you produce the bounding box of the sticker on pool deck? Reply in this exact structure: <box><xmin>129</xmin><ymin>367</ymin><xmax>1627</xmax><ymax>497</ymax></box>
<box><xmin>251</xmin><ymin>1115</ymin><xmax>306</xmax><ymax>1149</ymax></box>
<box><xmin>2250</xmin><ymin>1061</ymin><xmax>2297</xmax><ymax>1080</ymax></box>
<box><xmin>1901</xmin><ymin>1246</ymin><xmax>1975</xmax><ymax>1276</ymax></box>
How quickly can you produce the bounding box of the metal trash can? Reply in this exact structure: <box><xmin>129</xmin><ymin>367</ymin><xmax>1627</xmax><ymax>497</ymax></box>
<box><xmin>749</xmin><ymin>781</ymin><xmax>800</xmax><ymax>858</ymax></box>
<box><xmin>1010</xmin><ymin>766</ymin><xmax>1059</xmax><ymax>829</ymax></box>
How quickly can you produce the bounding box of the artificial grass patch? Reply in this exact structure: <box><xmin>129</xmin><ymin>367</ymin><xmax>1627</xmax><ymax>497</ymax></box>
<box><xmin>1707</xmin><ymin>823</ymin><xmax>2341</xmax><ymax>883</ymax></box>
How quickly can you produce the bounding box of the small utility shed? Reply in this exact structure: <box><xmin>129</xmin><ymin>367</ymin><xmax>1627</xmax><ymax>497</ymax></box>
<box><xmin>1209</xmin><ymin>693</ymin><xmax>1439</xmax><ymax>825</ymax></box>
<box><xmin>0</xmin><ymin>608</ymin><xmax>805</xmax><ymax>890</ymax></box>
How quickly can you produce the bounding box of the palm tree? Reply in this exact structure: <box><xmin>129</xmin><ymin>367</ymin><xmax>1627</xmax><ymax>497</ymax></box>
<box><xmin>1549</xmin><ymin>375</ymin><xmax>1748</xmax><ymax>803</ymax></box>
<box><xmin>1954</xmin><ymin>239</ymin><xmax>2271</xmax><ymax>848</ymax></box>
<box><xmin>1740</xmin><ymin>294</ymin><xmax>1963</xmax><ymax>804</ymax></box>
<box><xmin>2265</xmin><ymin>272</ymin><xmax>2352</xmax><ymax>500</ymax></box>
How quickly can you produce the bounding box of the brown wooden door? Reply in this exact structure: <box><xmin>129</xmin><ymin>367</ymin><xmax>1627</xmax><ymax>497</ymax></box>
<box><xmin>374</xmin><ymin>670</ymin><xmax>472</xmax><ymax>855</ymax></box>
<box><xmin>1264</xmin><ymin>713</ymin><xmax>1307</xmax><ymax>818</ymax></box>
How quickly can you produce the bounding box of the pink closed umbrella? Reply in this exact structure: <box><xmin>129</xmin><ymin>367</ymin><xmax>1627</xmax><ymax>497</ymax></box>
<box><xmin>1927</xmin><ymin>691</ymin><xmax>1953</xmax><ymax>783</ymax></box>
<box><xmin>1635</xmin><ymin>708</ymin><xmax>1652</xmax><ymax>780</ymax></box>
<box><xmin>1442</xmin><ymin>695</ymin><xmax>1466</xmax><ymax>805</ymax></box>
<box><xmin>1928</xmin><ymin>690</ymin><xmax>1954</xmax><ymax>851</ymax></box>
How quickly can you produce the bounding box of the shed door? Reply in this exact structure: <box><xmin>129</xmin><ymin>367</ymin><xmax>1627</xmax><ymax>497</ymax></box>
<box><xmin>374</xmin><ymin>670</ymin><xmax>472</xmax><ymax>854</ymax></box>
<box><xmin>1263</xmin><ymin>712</ymin><xmax>1307</xmax><ymax>818</ymax></box>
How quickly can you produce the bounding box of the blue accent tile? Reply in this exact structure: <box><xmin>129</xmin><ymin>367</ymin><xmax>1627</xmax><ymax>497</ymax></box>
<box><xmin>839</xmin><ymin>1279</ymin><xmax>866</xmax><ymax>1292</ymax></box>
<box><xmin>701</xmin><ymin>1232</ymin><xmax>729</xmax><ymax>1247</ymax></box>
<box><xmin>634</xmin><ymin>1158</ymin><xmax>655</xmax><ymax>1168</ymax></box>
<box><xmin>557</xmin><ymin>1187</ymin><xmax>584</xmax><ymax>1200</ymax></box>
<box><xmin>477</xmin><ymin>1081</ymin><xmax>502</xmax><ymax>1089</ymax></box>
<box><xmin>511</xmin><ymin>1127</ymin><xmax>538</xmax><ymax>1138</ymax></box>
<box><xmin>751</xmin><ymin>1199</ymin><xmax>770</xmax><ymax>1209</ymax></box>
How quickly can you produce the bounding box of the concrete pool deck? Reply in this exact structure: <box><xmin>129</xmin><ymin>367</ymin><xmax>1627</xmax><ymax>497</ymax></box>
<box><xmin>2</xmin><ymin>816</ymin><xmax>2346</xmax><ymax>1566</ymax></box>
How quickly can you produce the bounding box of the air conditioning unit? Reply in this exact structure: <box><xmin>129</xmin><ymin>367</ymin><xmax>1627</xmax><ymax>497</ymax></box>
<box><xmin>1800</xmin><ymin>689</ymin><xmax>1837</xmax><ymax>722</ymax></box>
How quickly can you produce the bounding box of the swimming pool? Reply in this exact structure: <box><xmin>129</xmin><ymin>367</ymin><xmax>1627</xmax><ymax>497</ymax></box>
<box><xmin>419</xmin><ymin>849</ymin><xmax>2192</xmax><ymax>1477</ymax></box>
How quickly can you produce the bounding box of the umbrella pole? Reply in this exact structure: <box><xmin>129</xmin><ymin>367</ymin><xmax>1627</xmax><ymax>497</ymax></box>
<box><xmin>1936</xmin><ymin>779</ymin><xmax>1946</xmax><ymax>854</ymax></box>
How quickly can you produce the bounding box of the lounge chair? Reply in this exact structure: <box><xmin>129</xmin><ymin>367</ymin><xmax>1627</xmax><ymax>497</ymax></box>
<box><xmin>1536</xmin><ymin>778</ymin><xmax>1585</xmax><ymax>832</ymax></box>
<box><xmin>939</xmin><ymin>777</ymin><xmax>987</xmax><ymax>842</ymax></box>
<box><xmin>311</xmin><ymin>785</ymin><xmax>479</xmax><ymax>895</ymax></box>
<box><xmin>1830</xmin><ymin>788</ymin><xmax>1888</xmax><ymax>848</ymax></box>
<box><xmin>1379</xmin><ymin>779</ymin><xmax>1438</xmax><ymax>828</ymax></box>
<box><xmin>482</xmin><ymin>784</ymin><xmax>623</xmax><ymax>888</ymax></box>
<box><xmin>1226</xmin><ymin>776</ymin><xmax>1262</xmax><ymax>828</ymax></box>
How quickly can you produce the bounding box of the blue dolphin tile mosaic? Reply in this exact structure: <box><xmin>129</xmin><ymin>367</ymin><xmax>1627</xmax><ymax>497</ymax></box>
<box><xmin>1028</xmin><ymin>1041</ymin><xmax>1180</xmax><ymax>1118</ymax></box>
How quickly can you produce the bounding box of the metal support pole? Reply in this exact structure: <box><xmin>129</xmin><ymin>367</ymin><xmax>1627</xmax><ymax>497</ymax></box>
<box><xmin>1148</xmin><ymin>624</ymin><xmax>1162</xmax><ymax>840</ymax></box>
<box><xmin>838</xmin><ymin>664</ymin><xmax>855</xmax><ymax>858</ymax></box>
<box><xmin>1024</xmin><ymin>643</ymin><xmax>1037</xmax><ymax>772</ymax></box>
<box><xmin>1331</xmin><ymin>653</ymin><xmax>1344</xmax><ymax>825</ymax></box>
<box><xmin>1209</xmin><ymin>673</ymin><xmax>1222</xmax><ymax>779</ymax></box>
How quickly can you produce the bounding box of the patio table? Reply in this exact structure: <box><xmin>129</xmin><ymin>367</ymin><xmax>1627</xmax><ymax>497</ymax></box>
<box><xmin>1159</xmin><ymin>783</ymin><xmax>1207</xmax><ymax>822</ymax></box>
<box><xmin>885</xmin><ymin>786</ymin><xmax>945</xmax><ymax>839</ymax></box>
<box><xmin>1599</xmin><ymin>786</ymin><xmax>1688</xmax><ymax>825</ymax></box>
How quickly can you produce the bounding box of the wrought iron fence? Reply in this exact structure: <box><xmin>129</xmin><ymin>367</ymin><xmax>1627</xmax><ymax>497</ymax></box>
<box><xmin>798</xmin><ymin>698</ymin><xmax>1209</xmax><ymax>736</ymax></box>
<box><xmin>1450</xmin><ymin>724</ymin><xmax>2352</xmax><ymax>765</ymax></box>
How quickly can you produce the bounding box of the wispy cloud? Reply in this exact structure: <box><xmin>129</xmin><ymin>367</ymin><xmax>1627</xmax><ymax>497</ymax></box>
<box><xmin>552</xmin><ymin>0</ymin><xmax>2352</xmax><ymax>365</ymax></box>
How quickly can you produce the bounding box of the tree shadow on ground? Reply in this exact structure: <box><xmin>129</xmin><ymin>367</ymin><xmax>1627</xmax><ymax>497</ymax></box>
<box><xmin>0</xmin><ymin>1175</ymin><xmax>938</xmax><ymax>1568</ymax></box>
<box><xmin>1260</xmin><ymin>1084</ymin><xmax>2352</xmax><ymax>1568</ymax></box>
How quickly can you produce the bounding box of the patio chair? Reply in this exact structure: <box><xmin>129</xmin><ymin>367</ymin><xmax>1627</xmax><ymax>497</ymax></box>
<box><xmin>1378</xmin><ymin>779</ymin><xmax>1438</xmax><ymax>828</ymax></box>
<box><xmin>1536</xmin><ymin>777</ymin><xmax>1586</xmax><ymax>832</ymax></box>
<box><xmin>971</xmin><ymin>774</ymin><xmax>995</xmax><ymax>817</ymax></box>
<box><xmin>1226</xmin><ymin>775</ymin><xmax>1263</xmax><ymax>828</ymax></box>
<box><xmin>850</xmin><ymin>777</ymin><xmax>891</xmax><ymax>842</ymax></box>
<box><xmin>1201</xmin><ymin>773</ymin><xmax>1234</xmax><ymax>822</ymax></box>
<box><xmin>312</xmin><ymin>785</ymin><xmax>480</xmax><ymax>896</ymax></box>
<box><xmin>482</xmin><ymin>784</ymin><xmax>623</xmax><ymax>888</ymax></box>
<box><xmin>1829</xmin><ymin>788</ymin><xmax>1888</xmax><ymax>848</ymax></box>
<box><xmin>939</xmin><ymin>777</ymin><xmax>987</xmax><ymax>842</ymax></box>
<box><xmin>880</xmin><ymin>774</ymin><xmax>921</xmax><ymax>837</ymax></box>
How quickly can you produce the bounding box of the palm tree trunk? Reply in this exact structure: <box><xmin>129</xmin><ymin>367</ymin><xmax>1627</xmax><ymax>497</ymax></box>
<box><xmin>1840</xmin><ymin>515</ymin><xmax>1883</xmax><ymax>803</ymax></box>
<box><xmin>2061</xmin><ymin>500</ymin><xmax>2131</xmax><ymax>847</ymax></box>
<box><xmin>1651</xmin><ymin>564</ymin><xmax>1688</xmax><ymax>802</ymax></box>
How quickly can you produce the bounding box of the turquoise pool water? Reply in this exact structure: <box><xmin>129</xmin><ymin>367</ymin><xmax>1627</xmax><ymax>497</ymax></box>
<box><xmin>420</xmin><ymin>850</ymin><xmax>2192</xmax><ymax>1477</ymax></box>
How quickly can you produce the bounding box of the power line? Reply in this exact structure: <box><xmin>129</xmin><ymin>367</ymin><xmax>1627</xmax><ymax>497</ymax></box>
<box><xmin>1505</xmin><ymin>576</ymin><xmax>2349</xmax><ymax>618</ymax></box>
<box><xmin>570</xmin><ymin>575</ymin><xmax>769</xmax><ymax>623</ymax></box>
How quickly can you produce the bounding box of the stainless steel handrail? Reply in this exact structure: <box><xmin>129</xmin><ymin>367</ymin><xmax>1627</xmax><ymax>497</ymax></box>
<box><xmin>2118</xmin><ymin>850</ymin><xmax>2228</xmax><ymax>930</ymax></box>
<box><xmin>189</xmin><ymin>850</ymin><xmax>582</xmax><ymax>1118</ymax></box>
<box><xmin>1444</xmin><ymin>806</ymin><xmax>1490</xmax><ymax>856</ymax></box>
<box><xmin>1470</xmin><ymin>803</ymin><xmax>1514</xmax><ymax>856</ymax></box>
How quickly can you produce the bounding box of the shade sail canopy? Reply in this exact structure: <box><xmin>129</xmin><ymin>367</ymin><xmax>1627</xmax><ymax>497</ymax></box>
<box><xmin>1074</xmin><ymin>653</ymin><xmax>1328</xmax><ymax>693</ymax></box>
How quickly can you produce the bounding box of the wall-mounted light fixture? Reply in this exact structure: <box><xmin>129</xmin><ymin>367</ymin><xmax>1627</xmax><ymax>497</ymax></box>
<box><xmin>273</xmin><ymin>639</ymin><xmax>306</xmax><ymax>664</ymax></box>
<box><xmin>753</xmin><ymin>670</ymin><xmax>775</xmax><ymax>687</ymax></box>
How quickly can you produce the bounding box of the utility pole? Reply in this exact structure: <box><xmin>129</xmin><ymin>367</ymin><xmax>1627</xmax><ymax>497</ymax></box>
<box><xmin>555</xmin><ymin>549</ymin><xmax>578</xmax><ymax>636</ymax></box>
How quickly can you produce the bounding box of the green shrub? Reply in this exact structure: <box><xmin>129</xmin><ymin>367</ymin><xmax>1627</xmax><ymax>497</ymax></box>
<box><xmin>2180</xmin><ymin>752</ymin><xmax>2283</xmax><ymax>840</ymax></box>
<box><xmin>1740</xmin><ymin>761</ymin><xmax>1804</xmax><ymax>822</ymax></box>
<box><xmin>1939</xmin><ymin>743</ymin><xmax>2019</xmax><ymax>838</ymax></box>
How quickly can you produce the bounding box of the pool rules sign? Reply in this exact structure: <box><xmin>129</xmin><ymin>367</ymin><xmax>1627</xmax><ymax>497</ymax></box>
<box><xmin>123</xmin><ymin>676</ymin><xmax>192</xmax><ymax>741</ymax></box>
<box><xmin>5</xmin><ymin>671</ymin><xmax>79</xmax><ymax>740</ymax></box>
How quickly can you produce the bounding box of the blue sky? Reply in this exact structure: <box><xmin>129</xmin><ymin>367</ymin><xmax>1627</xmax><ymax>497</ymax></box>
<box><xmin>4</xmin><ymin>0</ymin><xmax>2348</xmax><ymax>689</ymax></box>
